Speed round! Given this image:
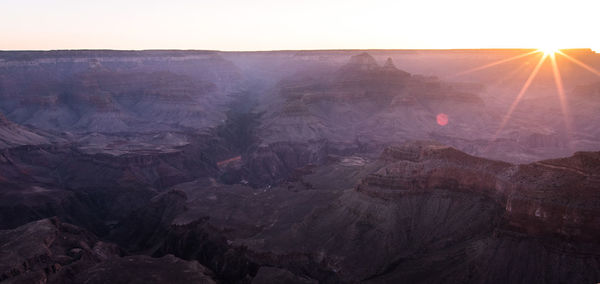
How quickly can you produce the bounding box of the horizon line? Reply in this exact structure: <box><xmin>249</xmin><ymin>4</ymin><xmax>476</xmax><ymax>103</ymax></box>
<box><xmin>0</xmin><ymin>48</ymin><xmax>597</xmax><ymax>53</ymax></box>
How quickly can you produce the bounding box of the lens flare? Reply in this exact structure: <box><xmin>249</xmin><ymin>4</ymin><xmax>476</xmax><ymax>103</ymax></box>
<box><xmin>436</xmin><ymin>113</ymin><xmax>449</xmax><ymax>126</ymax></box>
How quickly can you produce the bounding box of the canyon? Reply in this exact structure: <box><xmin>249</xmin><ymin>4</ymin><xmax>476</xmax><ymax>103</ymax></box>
<box><xmin>0</xmin><ymin>49</ymin><xmax>599</xmax><ymax>283</ymax></box>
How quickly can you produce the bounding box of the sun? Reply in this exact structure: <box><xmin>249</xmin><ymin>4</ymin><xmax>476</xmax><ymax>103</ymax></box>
<box><xmin>538</xmin><ymin>47</ymin><xmax>560</xmax><ymax>56</ymax></box>
<box><xmin>452</xmin><ymin>44</ymin><xmax>600</xmax><ymax>153</ymax></box>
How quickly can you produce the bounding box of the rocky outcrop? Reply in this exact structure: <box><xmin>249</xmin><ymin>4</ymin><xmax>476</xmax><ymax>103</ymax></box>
<box><xmin>0</xmin><ymin>218</ymin><xmax>121</xmax><ymax>283</ymax></box>
<box><xmin>382</xmin><ymin>57</ymin><xmax>397</xmax><ymax>70</ymax></box>
<box><xmin>339</xmin><ymin>52</ymin><xmax>379</xmax><ymax>71</ymax></box>
<box><xmin>335</xmin><ymin>53</ymin><xmax>410</xmax><ymax>85</ymax></box>
<box><xmin>0</xmin><ymin>112</ymin><xmax>57</xmax><ymax>149</ymax></box>
<box><xmin>358</xmin><ymin>141</ymin><xmax>511</xmax><ymax>198</ymax></box>
<box><xmin>0</xmin><ymin>218</ymin><xmax>217</xmax><ymax>284</ymax></box>
<box><xmin>358</xmin><ymin>141</ymin><xmax>600</xmax><ymax>241</ymax></box>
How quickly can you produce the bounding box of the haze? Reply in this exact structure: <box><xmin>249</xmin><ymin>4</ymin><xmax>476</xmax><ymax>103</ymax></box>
<box><xmin>2</xmin><ymin>1</ymin><xmax>600</xmax><ymax>283</ymax></box>
<box><xmin>2</xmin><ymin>0</ymin><xmax>598</xmax><ymax>51</ymax></box>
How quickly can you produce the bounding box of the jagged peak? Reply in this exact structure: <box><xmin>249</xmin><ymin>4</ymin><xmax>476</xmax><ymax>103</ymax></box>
<box><xmin>382</xmin><ymin>57</ymin><xmax>411</xmax><ymax>78</ymax></box>
<box><xmin>383</xmin><ymin>57</ymin><xmax>397</xmax><ymax>70</ymax></box>
<box><xmin>336</xmin><ymin>53</ymin><xmax>411</xmax><ymax>80</ymax></box>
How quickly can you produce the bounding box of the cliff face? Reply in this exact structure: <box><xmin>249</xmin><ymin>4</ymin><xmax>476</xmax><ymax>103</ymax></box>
<box><xmin>357</xmin><ymin>141</ymin><xmax>600</xmax><ymax>241</ymax></box>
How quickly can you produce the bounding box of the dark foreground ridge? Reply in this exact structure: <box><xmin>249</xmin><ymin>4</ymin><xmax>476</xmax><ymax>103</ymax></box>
<box><xmin>2</xmin><ymin>141</ymin><xmax>600</xmax><ymax>283</ymax></box>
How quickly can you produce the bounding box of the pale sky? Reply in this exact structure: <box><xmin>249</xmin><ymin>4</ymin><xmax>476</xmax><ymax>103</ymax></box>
<box><xmin>1</xmin><ymin>0</ymin><xmax>598</xmax><ymax>51</ymax></box>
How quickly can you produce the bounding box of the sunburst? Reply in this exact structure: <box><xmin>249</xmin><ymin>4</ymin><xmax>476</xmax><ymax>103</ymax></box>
<box><xmin>538</xmin><ymin>47</ymin><xmax>560</xmax><ymax>56</ymax></box>
<box><xmin>451</xmin><ymin>47</ymin><xmax>600</xmax><ymax>152</ymax></box>
<box><xmin>492</xmin><ymin>52</ymin><xmax>548</xmax><ymax>140</ymax></box>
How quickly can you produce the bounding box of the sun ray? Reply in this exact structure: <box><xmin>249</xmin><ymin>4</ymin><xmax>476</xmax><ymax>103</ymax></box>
<box><xmin>449</xmin><ymin>50</ymin><xmax>539</xmax><ymax>78</ymax></box>
<box><xmin>491</xmin><ymin>54</ymin><xmax>548</xmax><ymax>139</ymax></box>
<box><xmin>557</xmin><ymin>51</ymin><xmax>600</xmax><ymax>77</ymax></box>
<box><xmin>549</xmin><ymin>53</ymin><xmax>573</xmax><ymax>149</ymax></box>
<box><xmin>488</xmin><ymin>61</ymin><xmax>532</xmax><ymax>88</ymax></box>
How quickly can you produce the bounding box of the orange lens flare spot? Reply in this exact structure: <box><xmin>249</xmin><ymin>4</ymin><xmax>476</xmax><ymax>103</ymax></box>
<box><xmin>436</xmin><ymin>113</ymin><xmax>449</xmax><ymax>126</ymax></box>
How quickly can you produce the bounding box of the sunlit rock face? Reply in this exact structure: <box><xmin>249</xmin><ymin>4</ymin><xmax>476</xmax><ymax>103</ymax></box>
<box><xmin>1</xmin><ymin>49</ymin><xmax>600</xmax><ymax>283</ymax></box>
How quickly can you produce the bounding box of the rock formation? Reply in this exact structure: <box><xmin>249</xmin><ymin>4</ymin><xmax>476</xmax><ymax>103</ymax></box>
<box><xmin>0</xmin><ymin>49</ymin><xmax>600</xmax><ymax>283</ymax></box>
<box><xmin>0</xmin><ymin>218</ymin><xmax>216</xmax><ymax>283</ymax></box>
